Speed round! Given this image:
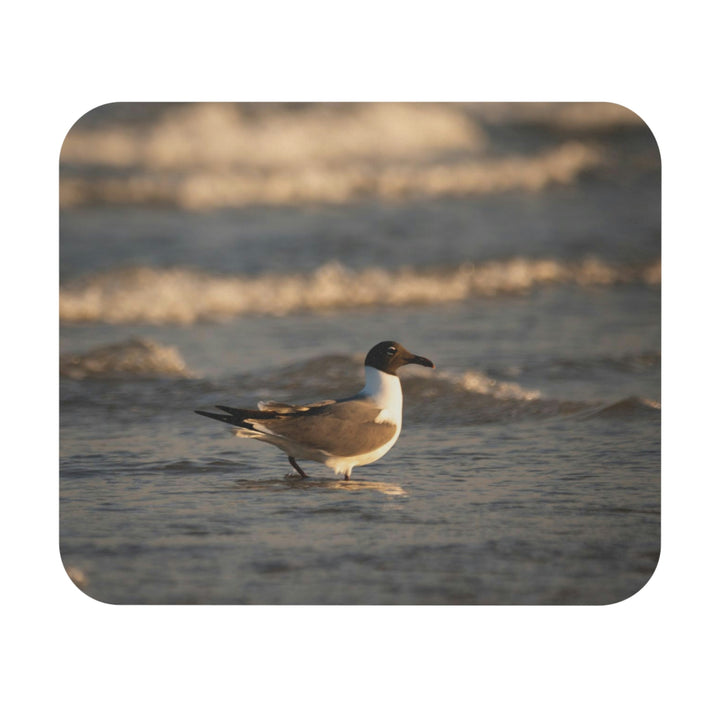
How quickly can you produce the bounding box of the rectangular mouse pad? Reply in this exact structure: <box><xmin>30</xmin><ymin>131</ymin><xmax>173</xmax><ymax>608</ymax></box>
<box><xmin>60</xmin><ymin>102</ymin><xmax>660</xmax><ymax>604</ymax></box>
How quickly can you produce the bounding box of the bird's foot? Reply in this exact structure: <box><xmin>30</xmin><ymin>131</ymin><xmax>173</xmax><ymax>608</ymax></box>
<box><xmin>288</xmin><ymin>456</ymin><xmax>309</xmax><ymax>479</ymax></box>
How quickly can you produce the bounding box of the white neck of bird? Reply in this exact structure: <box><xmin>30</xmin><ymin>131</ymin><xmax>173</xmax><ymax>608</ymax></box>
<box><xmin>362</xmin><ymin>366</ymin><xmax>403</xmax><ymax>412</ymax></box>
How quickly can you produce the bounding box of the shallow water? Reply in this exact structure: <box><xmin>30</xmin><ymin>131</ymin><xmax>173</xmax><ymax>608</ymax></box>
<box><xmin>59</xmin><ymin>103</ymin><xmax>660</xmax><ymax>604</ymax></box>
<box><xmin>60</xmin><ymin>397</ymin><xmax>659</xmax><ymax>604</ymax></box>
<box><xmin>59</xmin><ymin>286</ymin><xmax>660</xmax><ymax>604</ymax></box>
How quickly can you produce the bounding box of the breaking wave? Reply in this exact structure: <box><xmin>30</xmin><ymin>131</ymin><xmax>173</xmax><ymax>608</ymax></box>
<box><xmin>60</xmin><ymin>337</ymin><xmax>195</xmax><ymax>379</ymax></box>
<box><xmin>58</xmin><ymin>103</ymin><xmax>628</xmax><ymax>209</ymax></box>
<box><xmin>190</xmin><ymin>352</ymin><xmax>580</xmax><ymax>425</ymax></box>
<box><xmin>60</xmin><ymin>342</ymin><xmax>659</xmax><ymax>425</ymax></box>
<box><xmin>580</xmin><ymin>396</ymin><xmax>661</xmax><ymax>419</ymax></box>
<box><xmin>59</xmin><ymin>257</ymin><xmax>661</xmax><ymax>325</ymax></box>
<box><xmin>212</xmin><ymin>354</ymin><xmax>657</xmax><ymax>425</ymax></box>
<box><xmin>225</xmin><ymin>356</ymin><xmax>659</xmax><ymax>426</ymax></box>
<box><xmin>62</xmin><ymin>103</ymin><xmax>484</xmax><ymax>171</ymax></box>
<box><xmin>60</xmin><ymin>142</ymin><xmax>601</xmax><ymax>210</ymax></box>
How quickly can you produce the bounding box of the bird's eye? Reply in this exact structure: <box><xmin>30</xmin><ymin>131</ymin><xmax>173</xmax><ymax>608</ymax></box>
<box><xmin>386</xmin><ymin>346</ymin><xmax>396</xmax><ymax>356</ymax></box>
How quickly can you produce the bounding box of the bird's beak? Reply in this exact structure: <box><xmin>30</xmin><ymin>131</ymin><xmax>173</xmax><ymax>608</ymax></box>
<box><xmin>407</xmin><ymin>354</ymin><xmax>435</xmax><ymax>369</ymax></box>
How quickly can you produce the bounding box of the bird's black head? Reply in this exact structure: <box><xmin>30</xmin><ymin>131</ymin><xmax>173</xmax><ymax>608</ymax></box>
<box><xmin>364</xmin><ymin>341</ymin><xmax>435</xmax><ymax>376</ymax></box>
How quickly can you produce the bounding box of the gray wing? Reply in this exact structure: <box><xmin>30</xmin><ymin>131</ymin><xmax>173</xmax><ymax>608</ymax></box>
<box><xmin>253</xmin><ymin>397</ymin><xmax>397</xmax><ymax>456</ymax></box>
<box><xmin>257</xmin><ymin>399</ymin><xmax>335</xmax><ymax>413</ymax></box>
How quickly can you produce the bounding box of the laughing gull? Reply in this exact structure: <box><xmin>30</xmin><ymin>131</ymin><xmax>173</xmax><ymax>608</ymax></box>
<box><xmin>195</xmin><ymin>340</ymin><xmax>434</xmax><ymax>480</ymax></box>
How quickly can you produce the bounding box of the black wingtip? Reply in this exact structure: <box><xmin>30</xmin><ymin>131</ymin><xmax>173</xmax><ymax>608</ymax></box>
<box><xmin>195</xmin><ymin>409</ymin><xmax>234</xmax><ymax>424</ymax></box>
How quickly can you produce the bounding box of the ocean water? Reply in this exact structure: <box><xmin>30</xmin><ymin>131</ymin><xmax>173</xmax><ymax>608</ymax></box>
<box><xmin>59</xmin><ymin>103</ymin><xmax>660</xmax><ymax>604</ymax></box>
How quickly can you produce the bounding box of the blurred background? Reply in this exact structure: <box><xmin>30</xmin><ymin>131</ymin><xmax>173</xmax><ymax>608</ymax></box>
<box><xmin>59</xmin><ymin>102</ymin><xmax>658</xmax><ymax>326</ymax></box>
<box><xmin>59</xmin><ymin>103</ymin><xmax>660</xmax><ymax>604</ymax></box>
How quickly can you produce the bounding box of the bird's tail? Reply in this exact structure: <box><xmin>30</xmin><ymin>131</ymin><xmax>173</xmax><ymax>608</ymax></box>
<box><xmin>195</xmin><ymin>405</ymin><xmax>276</xmax><ymax>425</ymax></box>
<box><xmin>196</xmin><ymin>406</ymin><xmax>276</xmax><ymax>439</ymax></box>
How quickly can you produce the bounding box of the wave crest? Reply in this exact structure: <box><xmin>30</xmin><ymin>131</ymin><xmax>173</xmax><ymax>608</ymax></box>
<box><xmin>60</xmin><ymin>337</ymin><xmax>194</xmax><ymax>379</ymax></box>
<box><xmin>60</xmin><ymin>257</ymin><xmax>661</xmax><ymax>325</ymax></box>
<box><xmin>59</xmin><ymin>104</ymin><xmax>622</xmax><ymax>209</ymax></box>
<box><xmin>60</xmin><ymin>142</ymin><xmax>600</xmax><ymax>210</ymax></box>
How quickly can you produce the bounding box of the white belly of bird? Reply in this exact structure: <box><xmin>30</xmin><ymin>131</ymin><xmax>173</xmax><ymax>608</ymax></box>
<box><xmin>323</xmin><ymin>422</ymin><xmax>402</xmax><ymax>477</ymax></box>
<box><xmin>323</xmin><ymin>367</ymin><xmax>403</xmax><ymax>476</ymax></box>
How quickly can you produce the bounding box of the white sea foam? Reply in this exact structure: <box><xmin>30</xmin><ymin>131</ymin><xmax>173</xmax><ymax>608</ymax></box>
<box><xmin>62</xmin><ymin>103</ymin><xmax>483</xmax><ymax>170</ymax></box>
<box><xmin>60</xmin><ymin>142</ymin><xmax>601</xmax><ymax>209</ymax></box>
<box><xmin>59</xmin><ymin>257</ymin><xmax>661</xmax><ymax>325</ymax></box>
<box><xmin>60</xmin><ymin>337</ymin><xmax>194</xmax><ymax>378</ymax></box>
<box><xmin>59</xmin><ymin>103</ymin><xmax>611</xmax><ymax>209</ymax></box>
<box><xmin>454</xmin><ymin>370</ymin><xmax>542</xmax><ymax>401</ymax></box>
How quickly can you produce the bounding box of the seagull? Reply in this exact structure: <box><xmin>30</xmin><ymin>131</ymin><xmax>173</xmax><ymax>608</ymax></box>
<box><xmin>195</xmin><ymin>340</ymin><xmax>435</xmax><ymax>480</ymax></box>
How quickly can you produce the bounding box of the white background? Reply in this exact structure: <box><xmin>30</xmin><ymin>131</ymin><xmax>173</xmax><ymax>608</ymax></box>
<box><xmin>3</xmin><ymin>2</ymin><xmax>717</xmax><ymax>717</ymax></box>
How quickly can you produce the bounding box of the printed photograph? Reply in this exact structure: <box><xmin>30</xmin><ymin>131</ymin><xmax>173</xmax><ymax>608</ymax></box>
<box><xmin>59</xmin><ymin>102</ymin><xmax>660</xmax><ymax>604</ymax></box>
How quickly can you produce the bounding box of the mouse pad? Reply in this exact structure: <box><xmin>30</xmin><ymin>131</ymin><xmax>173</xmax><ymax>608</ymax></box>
<box><xmin>60</xmin><ymin>102</ymin><xmax>660</xmax><ymax>604</ymax></box>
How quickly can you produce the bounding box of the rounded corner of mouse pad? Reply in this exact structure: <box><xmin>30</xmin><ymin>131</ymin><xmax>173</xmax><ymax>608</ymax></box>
<box><xmin>59</xmin><ymin>102</ymin><xmax>660</xmax><ymax>606</ymax></box>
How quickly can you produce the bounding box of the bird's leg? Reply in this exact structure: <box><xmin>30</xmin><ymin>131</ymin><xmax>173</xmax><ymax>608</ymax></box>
<box><xmin>288</xmin><ymin>456</ymin><xmax>308</xmax><ymax>478</ymax></box>
<box><xmin>344</xmin><ymin>471</ymin><xmax>351</xmax><ymax>481</ymax></box>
